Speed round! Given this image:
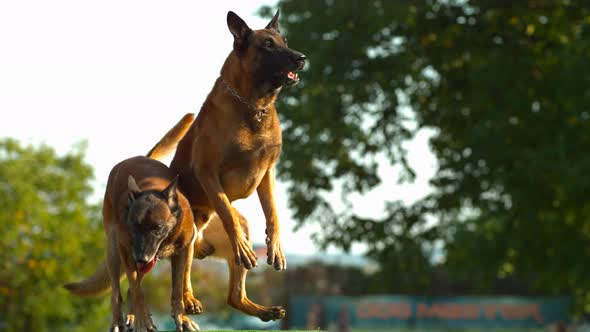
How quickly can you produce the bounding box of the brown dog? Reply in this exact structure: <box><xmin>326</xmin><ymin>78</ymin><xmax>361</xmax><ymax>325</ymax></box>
<box><xmin>170</xmin><ymin>9</ymin><xmax>305</xmax><ymax>273</ymax></box>
<box><xmin>164</xmin><ymin>10</ymin><xmax>305</xmax><ymax>321</ymax></box>
<box><xmin>65</xmin><ymin>114</ymin><xmax>200</xmax><ymax>332</ymax></box>
<box><xmin>146</xmin><ymin>113</ymin><xmax>286</xmax><ymax>322</ymax></box>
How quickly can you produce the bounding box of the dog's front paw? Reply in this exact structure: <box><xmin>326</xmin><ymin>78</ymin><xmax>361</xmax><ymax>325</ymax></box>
<box><xmin>173</xmin><ymin>313</ymin><xmax>200</xmax><ymax>331</ymax></box>
<box><xmin>266</xmin><ymin>236</ymin><xmax>286</xmax><ymax>270</ymax></box>
<box><xmin>183</xmin><ymin>292</ymin><xmax>203</xmax><ymax>314</ymax></box>
<box><xmin>234</xmin><ymin>235</ymin><xmax>257</xmax><ymax>269</ymax></box>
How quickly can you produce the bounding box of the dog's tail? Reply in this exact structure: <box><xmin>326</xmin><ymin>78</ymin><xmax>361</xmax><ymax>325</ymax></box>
<box><xmin>147</xmin><ymin>113</ymin><xmax>195</xmax><ymax>161</ymax></box>
<box><xmin>63</xmin><ymin>261</ymin><xmax>123</xmax><ymax>297</ymax></box>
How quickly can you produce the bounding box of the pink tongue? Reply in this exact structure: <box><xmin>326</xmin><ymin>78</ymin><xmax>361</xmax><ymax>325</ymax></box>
<box><xmin>288</xmin><ymin>71</ymin><xmax>295</xmax><ymax>79</ymax></box>
<box><xmin>137</xmin><ymin>257</ymin><xmax>157</xmax><ymax>274</ymax></box>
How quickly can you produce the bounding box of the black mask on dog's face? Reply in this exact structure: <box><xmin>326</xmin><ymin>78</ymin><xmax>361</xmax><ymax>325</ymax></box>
<box><xmin>227</xmin><ymin>10</ymin><xmax>306</xmax><ymax>90</ymax></box>
<box><xmin>125</xmin><ymin>176</ymin><xmax>180</xmax><ymax>273</ymax></box>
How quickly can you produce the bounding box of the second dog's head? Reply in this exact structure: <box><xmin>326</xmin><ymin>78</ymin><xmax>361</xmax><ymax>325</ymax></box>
<box><xmin>126</xmin><ymin>175</ymin><xmax>181</xmax><ymax>274</ymax></box>
<box><xmin>227</xmin><ymin>10</ymin><xmax>306</xmax><ymax>91</ymax></box>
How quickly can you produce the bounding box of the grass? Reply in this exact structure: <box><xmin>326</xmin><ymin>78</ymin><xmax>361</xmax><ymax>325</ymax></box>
<box><xmin>158</xmin><ymin>330</ymin><xmax>543</xmax><ymax>332</ymax></box>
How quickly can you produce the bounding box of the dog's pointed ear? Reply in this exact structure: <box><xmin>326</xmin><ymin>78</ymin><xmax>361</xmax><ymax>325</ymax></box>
<box><xmin>265</xmin><ymin>9</ymin><xmax>280</xmax><ymax>32</ymax></box>
<box><xmin>162</xmin><ymin>175</ymin><xmax>179</xmax><ymax>210</ymax></box>
<box><xmin>227</xmin><ymin>11</ymin><xmax>252</xmax><ymax>50</ymax></box>
<box><xmin>127</xmin><ymin>175</ymin><xmax>142</xmax><ymax>204</ymax></box>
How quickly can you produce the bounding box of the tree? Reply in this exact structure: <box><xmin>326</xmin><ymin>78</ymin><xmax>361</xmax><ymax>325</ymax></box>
<box><xmin>261</xmin><ymin>0</ymin><xmax>590</xmax><ymax>308</ymax></box>
<box><xmin>0</xmin><ymin>138</ymin><xmax>109</xmax><ymax>331</ymax></box>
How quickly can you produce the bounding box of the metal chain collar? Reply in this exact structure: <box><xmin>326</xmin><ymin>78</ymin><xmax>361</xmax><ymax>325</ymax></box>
<box><xmin>220</xmin><ymin>78</ymin><xmax>271</xmax><ymax>122</ymax></box>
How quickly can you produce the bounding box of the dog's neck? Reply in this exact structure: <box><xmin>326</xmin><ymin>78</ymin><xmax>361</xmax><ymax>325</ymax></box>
<box><xmin>219</xmin><ymin>53</ymin><xmax>280</xmax><ymax>115</ymax></box>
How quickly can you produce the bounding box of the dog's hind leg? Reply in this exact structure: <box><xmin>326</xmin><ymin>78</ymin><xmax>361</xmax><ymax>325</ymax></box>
<box><xmin>227</xmin><ymin>210</ymin><xmax>285</xmax><ymax>321</ymax></box>
<box><xmin>226</xmin><ymin>259</ymin><xmax>286</xmax><ymax>322</ymax></box>
<box><xmin>183</xmin><ymin>224</ymin><xmax>204</xmax><ymax>315</ymax></box>
<box><xmin>199</xmin><ymin>211</ymin><xmax>285</xmax><ymax>321</ymax></box>
<box><xmin>182</xmin><ymin>261</ymin><xmax>204</xmax><ymax>315</ymax></box>
<box><xmin>106</xmin><ymin>228</ymin><xmax>126</xmax><ymax>332</ymax></box>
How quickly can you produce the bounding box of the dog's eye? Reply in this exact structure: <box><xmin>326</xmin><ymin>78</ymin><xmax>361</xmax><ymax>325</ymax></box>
<box><xmin>264</xmin><ymin>40</ymin><xmax>274</xmax><ymax>48</ymax></box>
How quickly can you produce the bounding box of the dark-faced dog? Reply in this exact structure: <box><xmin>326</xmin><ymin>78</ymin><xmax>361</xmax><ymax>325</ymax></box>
<box><xmin>164</xmin><ymin>10</ymin><xmax>305</xmax><ymax>321</ymax></box>
<box><xmin>65</xmin><ymin>115</ymin><xmax>200</xmax><ymax>332</ymax></box>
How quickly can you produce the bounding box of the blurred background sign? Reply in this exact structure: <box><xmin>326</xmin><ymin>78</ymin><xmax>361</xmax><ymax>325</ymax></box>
<box><xmin>290</xmin><ymin>296</ymin><xmax>570</xmax><ymax>329</ymax></box>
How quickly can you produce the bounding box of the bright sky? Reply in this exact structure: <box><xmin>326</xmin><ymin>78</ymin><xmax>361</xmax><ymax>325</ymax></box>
<box><xmin>0</xmin><ymin>0</ymin><xmax>436</xmax><ymax>256</ymax></box>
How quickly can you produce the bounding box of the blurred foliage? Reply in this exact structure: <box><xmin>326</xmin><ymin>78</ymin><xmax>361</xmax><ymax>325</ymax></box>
<box><xmin>261</xmin><ymin>0</ymin><xmax>590</xmax><ymax>310</ymax></box>
<box><xmin>283</xmin><ymin>260</ymin><xmax>375</xmax><ymax>297</ymax></box>
<box><xmin>0</xmin><ymin>138</ymin><xmax>109</xmax><ymax>331</ymax></box>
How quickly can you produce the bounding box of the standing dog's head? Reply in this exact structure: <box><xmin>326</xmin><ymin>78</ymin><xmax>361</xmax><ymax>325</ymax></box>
<box><xmin>227</xmin><ymin>10</ymin><xmax>306</xmax><ymax>90</ymax></box>
<box><xmin>126</xmin><ymin>175</ymin><xmax>181</xmax><ymax>274</ymax></box>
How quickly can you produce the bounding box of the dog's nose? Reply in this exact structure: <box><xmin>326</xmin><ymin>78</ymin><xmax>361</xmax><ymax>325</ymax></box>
<box><xmin>135</xmin><ymin>256</ymin><xmax>149</xmax><ymax>264</ymax></box>
<box><xmin>297</xmin><ymin>54</ymin><xmax>307</xmax><ymax>63</ymax></box>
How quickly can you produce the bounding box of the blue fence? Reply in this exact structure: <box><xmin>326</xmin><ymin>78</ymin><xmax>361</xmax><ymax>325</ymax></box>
<box><xmin>289</xmin><ymin>295</ymin><xmax>570</xmax><ymax>329</ymax></box>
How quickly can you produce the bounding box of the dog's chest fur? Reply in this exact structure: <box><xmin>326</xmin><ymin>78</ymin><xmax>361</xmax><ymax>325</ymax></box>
<box><xmin>157</xmin><ymin>243</ymin><xmax>176</xmax><ymax>258</ymax></box>
<box><xmin>220</xmin><ymin>124</ymin><xmax>281</xmax><ymax>200</ymax></box>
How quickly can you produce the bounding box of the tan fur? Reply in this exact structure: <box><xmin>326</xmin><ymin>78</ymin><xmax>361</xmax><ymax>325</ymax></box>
<box><xmin>147</xmin><ymin>113</ymin><xmax>195</xmax><ymax>161</ymax></box>
<box><xmin>136</xmin><ymin>111</ymin><xmax>285</xmax><ymax>320</ymax></box>
<box><xmin>146</xmin><ymin>10</ymin><xmax>306</xmax><ymax>321</ymax></box>
<box><xmin>63</xmin><ymin>261</ymin><xmax>121</xmax><ymax>297</ymax></box>
<box><xmin>169</xmin><ymin>15</ymin><xmax>288</xmax><ymax>272</ymax></box>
